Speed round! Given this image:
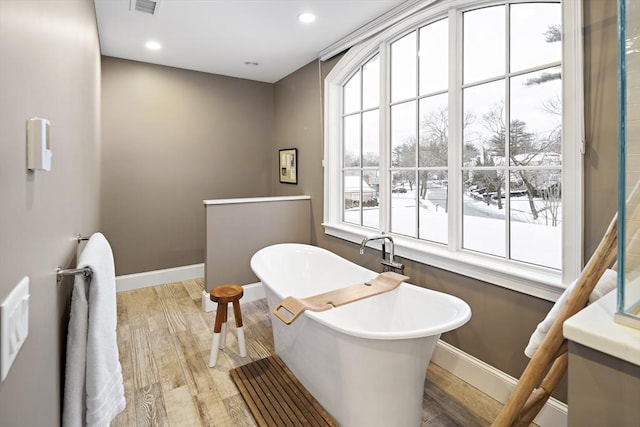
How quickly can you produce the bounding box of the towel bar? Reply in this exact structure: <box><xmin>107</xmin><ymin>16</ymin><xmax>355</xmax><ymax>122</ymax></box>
<box><xmin>56</xmin><ymin>267</ymin><xmax>92</xmax><ymax>282</ymax></box>
<box><xmin>57</xmin><ymin>234</ymin><xmax>93</xmax><ymax>282</ymax></box>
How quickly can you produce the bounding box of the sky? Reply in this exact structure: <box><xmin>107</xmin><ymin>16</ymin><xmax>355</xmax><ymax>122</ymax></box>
<box><xmin>344</xmin><ymin>2</ymin><xmax>563</xmax><ymax>158</ymax></box>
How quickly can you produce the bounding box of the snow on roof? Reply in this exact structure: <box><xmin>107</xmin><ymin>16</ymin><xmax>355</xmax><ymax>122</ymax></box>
<box><xmin>344</xmin><ymin>175</ymin><xmax>375</xmax><ymax>193</ymax></box>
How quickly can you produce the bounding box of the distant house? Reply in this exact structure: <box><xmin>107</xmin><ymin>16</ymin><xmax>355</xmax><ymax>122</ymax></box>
<box><xmin>344</xmin><ymin>175</ymin><xmax>376</xmax><ymax>208</ymax></box>
<box><xmin>511</xmin><ymin>152</ymin><xmax>561</xmax><ymax>167</ymax></box>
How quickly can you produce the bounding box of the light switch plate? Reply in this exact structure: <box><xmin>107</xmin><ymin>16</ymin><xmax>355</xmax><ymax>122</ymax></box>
<box><xmin>1</xmin><ymin>276</ymin><xmax>30</xmax><ymax>382</ymax></box>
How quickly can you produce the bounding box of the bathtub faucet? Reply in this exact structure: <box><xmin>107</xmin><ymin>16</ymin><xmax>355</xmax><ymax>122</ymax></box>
<box><xmin>359</xmin><ymin>233</ymin><xmax>405</xmax><ymax>274</ymax></box>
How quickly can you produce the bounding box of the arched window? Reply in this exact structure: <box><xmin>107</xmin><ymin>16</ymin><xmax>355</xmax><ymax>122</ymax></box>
<box><xmin>323</xmin><ymin>0</ymin><xmax>583</xmax><ymax>299</ymax></box>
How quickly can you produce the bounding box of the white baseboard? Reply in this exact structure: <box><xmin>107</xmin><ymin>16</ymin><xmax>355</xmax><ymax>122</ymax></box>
<box><xmin>116</xmin><ymin>263</ymin><xmax>204</xmax><ymax>292</ymax></box>
<box><xmin>202</xmin><ymin>282</ymin><xmax>265</xmax><ymax>312</ymax></box>
<box><xmin>432</xmin><ymin>340</ymin><xmax>568</xmax><ymax>427</ymax></box>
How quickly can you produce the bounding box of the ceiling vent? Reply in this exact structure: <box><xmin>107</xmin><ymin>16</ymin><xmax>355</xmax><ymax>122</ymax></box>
<box><xmin>132</xmin><ymin>0</ymin><xmax>158</xmax><ymax>15</ymax></box>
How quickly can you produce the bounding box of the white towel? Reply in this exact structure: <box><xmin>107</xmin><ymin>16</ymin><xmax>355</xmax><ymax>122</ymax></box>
<box><xmin>62</xmin><ymin>233</ymin><xmax>125</xmax><ymax>427</ymax></box>
<box><xmin>524</xmin><ymin>269</ymin><xmax>618</xmax><ymax>358</ymax></box>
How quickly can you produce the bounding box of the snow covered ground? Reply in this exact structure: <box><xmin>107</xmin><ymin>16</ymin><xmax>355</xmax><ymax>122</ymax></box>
<box><xmin>345</xmin><ymin>186</ymin><xmax>561</xmax><ymax>270</ymax></box>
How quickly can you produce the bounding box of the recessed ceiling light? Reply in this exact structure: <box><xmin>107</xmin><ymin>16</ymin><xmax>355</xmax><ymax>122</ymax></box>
<box><xmin>145</xmin><ymin>40</ymin><xmax>162</xmax><ymax>50</ymax></box>
<box><xmin>244</xmin><ymin>61</ymin><xmax>259</xmax><ymax>66</ymax></box>
<box><xmin>298</xmin><ymin>12</ymin><xmax>316</xmax><ymax>23</ymax></box>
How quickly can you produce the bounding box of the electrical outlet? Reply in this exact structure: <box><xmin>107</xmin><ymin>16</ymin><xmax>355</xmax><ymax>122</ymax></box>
<box><xmin>1</xmin><ymin>277</ymin><xmax>29</xmax><ymax>382</ymax></box>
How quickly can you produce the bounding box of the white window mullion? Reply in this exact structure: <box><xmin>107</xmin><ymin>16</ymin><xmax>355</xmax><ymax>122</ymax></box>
<box><xmin>415</xmin><ymin>29</ymin><xmax>421</xmax><ymax>238</ymax></box>
<box><xmin>379</xmin><ymin>43</ymin><xmax>391</xmax><ymax>233</ymax></box>
<box><xmin>358</xmin><ymin>64</ymin><xmax>365</xmax><ymax>227</ymax></box>
<box><xmin>561</xmin><ymin>0</ymin><xmax>585</xmax><ymax>283</ymax></box>
<box><xmin>504</xmin><ymin>2</ymin><xmax>511</xmax><ymax>261</ymax></box>
<box><xmin>448</xmin><ymin>8</ymin><xmax>462</xmax><ymax>252</ymax></box>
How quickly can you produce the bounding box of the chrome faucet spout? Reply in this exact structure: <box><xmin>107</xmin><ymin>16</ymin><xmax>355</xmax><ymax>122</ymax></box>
<box><xmin>359</xmin><ymin>233</ymin><xmax>395</xmax><ymax>263</ymax></box>
<box><xmin>359</xmin><ymin>233</ymin><xmax>404</xmax><ymax>273</ymax></box>
<box><xmin>359</xmin><ymin>240</ymin><xmax>367</xmax><ymax>255</ymax></box>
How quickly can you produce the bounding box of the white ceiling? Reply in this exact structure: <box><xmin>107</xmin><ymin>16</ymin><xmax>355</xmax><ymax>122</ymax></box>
<box><xmin>94</xmin><ymin>0</ymin><xmax>407</xmax><ymax>83</ymax></box>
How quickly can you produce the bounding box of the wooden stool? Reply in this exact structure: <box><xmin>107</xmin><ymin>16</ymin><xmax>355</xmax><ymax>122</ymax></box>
<box><xmin>208</xmin><ymin>284</ymin><xmax>247</xmax><ymax>367</ymax></box>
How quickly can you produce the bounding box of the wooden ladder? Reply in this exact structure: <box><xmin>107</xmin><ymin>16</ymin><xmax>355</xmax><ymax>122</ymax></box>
<box><xmin>493</xmin><ymin>185</ymin><xmax>640</xmax><ymax>426</ymax></box>
<box><xmin>491</xmin><ymin>213</ymin><xmax>617</xmax><ymax>426</ymax></box>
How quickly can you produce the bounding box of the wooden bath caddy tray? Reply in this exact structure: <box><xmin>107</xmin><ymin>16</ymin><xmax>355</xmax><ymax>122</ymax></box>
<box><xmin>273</xmin><ymin>271</ymin><xmax>409</xmax><ymax>324</ymax></box>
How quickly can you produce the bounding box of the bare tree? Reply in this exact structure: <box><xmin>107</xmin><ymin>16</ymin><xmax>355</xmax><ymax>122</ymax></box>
<box><xmin>480</xmin><ymin>103</ymin><xmax>562</xmax><ymax>221</ymax></box>
<box><xmin>482</xmin><ymin>105</ymin><xmax>541</xmax><ymax>216</ymax></box>
<box><xmin>540</xmin><ymin>182</ymin><xmax>561</xmax><ymax>226</ymax></box>
<box><xmin>392</xmin><ymin>139</ymin><xmax>416</xmax><ymax>190</ymax></box>
<box><xmin>472</xmin><ymin>151</ymin><xmax>504</xmax><ymax>210</ymax></box>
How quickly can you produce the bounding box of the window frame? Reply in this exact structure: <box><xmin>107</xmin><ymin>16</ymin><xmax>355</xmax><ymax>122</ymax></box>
<box><xmin>323</xmin><ymin>0</ymin><xmax>583</xmax><ymax>301</ymax></box>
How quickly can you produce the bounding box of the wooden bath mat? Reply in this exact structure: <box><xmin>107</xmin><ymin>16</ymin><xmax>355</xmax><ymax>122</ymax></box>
<box><xmin>230</xmin><ymin>355</ymin><xmax>338</xmax><ymax>427</ymax></box>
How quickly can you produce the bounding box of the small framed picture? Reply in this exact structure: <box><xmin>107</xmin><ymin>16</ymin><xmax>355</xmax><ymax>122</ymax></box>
<box><xmin>279</xmin><ymin>148</ymin><xmax>298</xmax><ymax>184</ymax></box>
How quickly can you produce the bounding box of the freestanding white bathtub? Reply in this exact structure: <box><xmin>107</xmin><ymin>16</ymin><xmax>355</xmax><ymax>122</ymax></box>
<box><xmin>250</xmin><ymin>243</ymin><xmax>471</xmax><ymax>427</ymax></box>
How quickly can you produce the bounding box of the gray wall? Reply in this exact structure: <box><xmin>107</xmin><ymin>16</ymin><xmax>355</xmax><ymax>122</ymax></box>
<box><xmin>101</xmin><ymin>57</ymin><xmax>274</xmax><ymax>275</ymax></box>
<box><xmin>205</xmin><ymin>198</ymin><xmax>311</xmax><ymax>290</ymax></box>
<box><xmin>271</xmin><ymin>0</ymin><xmax>618</xmax><ymax>403</ymax></box>
<box><xmin>583</xmin><ymin>0</ymin><xmax>619</xmax><ymax>259</ymax></box>
<box><xmin>0</xmin><ymin>0</ymin><xmax>101</xmax><ymax>425</ymax></box>
<box><xmin>568</xmin><ymin>343</ymin><xmax>640</xmax><ymax>427</ymax></box>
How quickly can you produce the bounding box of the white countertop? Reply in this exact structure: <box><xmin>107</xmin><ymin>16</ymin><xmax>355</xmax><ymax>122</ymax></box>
<box><xmin>563</xmin><ymin>289</ymin><xmax>640</xmax><ymax>366</ymax></box>
<box><xmin>203</xmin><ymin>195</ymin><xmax>310</xmax><ymax>205</ymax></box>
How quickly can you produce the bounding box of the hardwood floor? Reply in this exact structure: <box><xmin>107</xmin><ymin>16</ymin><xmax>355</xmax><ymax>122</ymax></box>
<box><xmin>112</xmin><ymin>278</ymin><xmax>505</xmax><ymax>427</ymax></box>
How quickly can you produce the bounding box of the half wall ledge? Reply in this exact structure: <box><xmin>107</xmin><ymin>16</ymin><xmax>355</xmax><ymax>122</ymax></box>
<box><xmin>204</xmin><ymin>195</ymin><xmax>311</xmax><ymax>292</ymax></box>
